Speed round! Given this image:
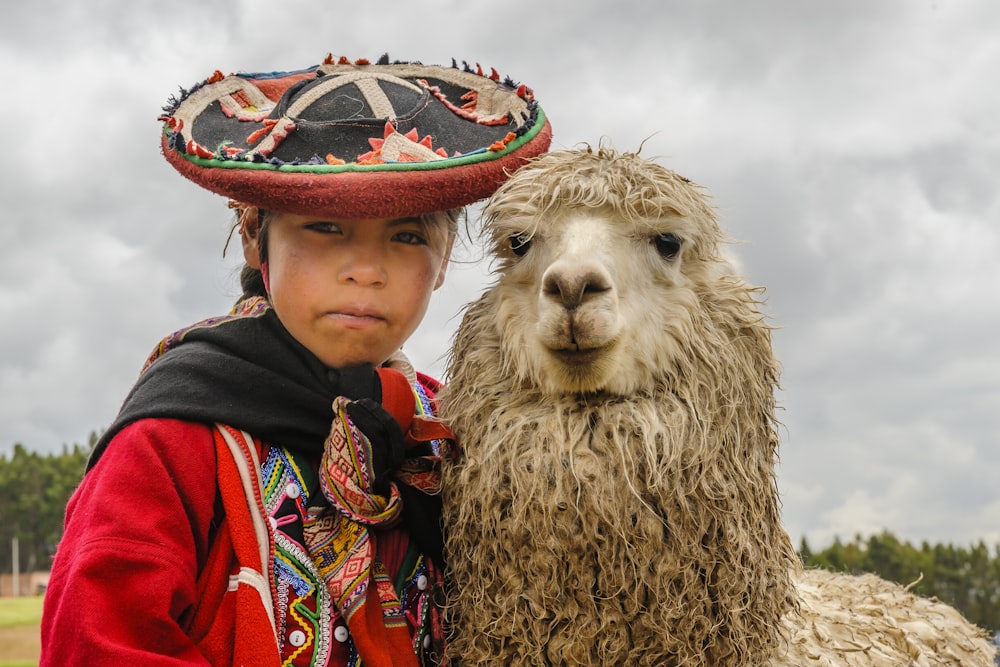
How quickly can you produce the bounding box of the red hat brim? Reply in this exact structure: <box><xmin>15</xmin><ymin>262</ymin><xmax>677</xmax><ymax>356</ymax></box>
<box><xmin>161</xmin><ymin>118</ymin><xmax>552</xmax><ymax>219</ymax></box>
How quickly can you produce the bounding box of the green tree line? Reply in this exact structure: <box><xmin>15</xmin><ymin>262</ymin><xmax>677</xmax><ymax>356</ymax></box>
<box><xmin>799</xmin><ymin>531</ymin><xmax>1000</xmax><ymax>633</ymax></box>
<box><xmin>2</xmin><ymin>440</ymin><xmax>999</xmax><ymax>636</ymax></box>
<box><xmin>0</xmin><ymin>435</ymin><xmax>94</xmax><ymax>574</ymax></box>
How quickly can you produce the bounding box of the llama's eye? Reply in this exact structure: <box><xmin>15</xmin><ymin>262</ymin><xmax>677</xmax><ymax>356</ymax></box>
<box><xmin>510</xmin><ymin>234</ymin><xmax>532</xmax><ymax>257</ymax></box>
<box><xmin>654</xmin><ymin>233</ymin><xmax>682</xmax><ymax>260</ymax></box>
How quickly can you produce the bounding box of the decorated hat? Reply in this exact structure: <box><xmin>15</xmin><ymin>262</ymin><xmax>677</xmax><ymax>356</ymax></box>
<box><xmin>159</xmin><ymin>54</ymin><xmax>552</xmax><ymax>219</ymax></box>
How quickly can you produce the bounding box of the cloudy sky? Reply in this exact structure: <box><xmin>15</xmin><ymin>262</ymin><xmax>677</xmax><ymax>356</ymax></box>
<box><xmin>2</xmin><ymin>1</ymin><xmax>997</xmax><ymax>550</ymax></box>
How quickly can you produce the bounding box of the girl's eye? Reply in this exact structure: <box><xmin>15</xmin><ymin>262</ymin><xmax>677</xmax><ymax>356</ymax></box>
<box><xmin>510</xmin><ymin>234</ymin><xmax>532</xmax><ymax>257</ymax></box>
<box><xmin>653</xmin><ymin>233</ymin><xmax>682</xmax><ymax>260</ymax></box>
<box><xmin>306</xmin><ymin>222</ymin><xmax>342</xmax><ymax>234</ymax></box>
<box><xmin>394</xmin><ymin>231</ymin><xmax>427</xmax><ymax>245</ymax></box>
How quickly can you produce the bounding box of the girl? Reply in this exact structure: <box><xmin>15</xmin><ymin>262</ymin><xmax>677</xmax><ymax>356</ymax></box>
<box><xmin>40</xmin><ymin>54</ymin><xmax>551</xmax><ymax>666</ymax></box>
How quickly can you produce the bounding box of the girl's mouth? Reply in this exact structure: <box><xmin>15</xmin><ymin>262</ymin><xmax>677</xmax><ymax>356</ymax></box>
<box><xmin>326</xmin><ymin>309</ymin><xmax>385</xmax><ymax>328</ymax></box>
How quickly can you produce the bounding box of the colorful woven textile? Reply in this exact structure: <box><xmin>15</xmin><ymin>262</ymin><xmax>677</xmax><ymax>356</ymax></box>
<box><xmin>264</xmin><ymin>438</ymin><xmax>446</xmax><ymax>665</ymax></box>
<box><xmin>303</xmin><ymin>375</ymin><xmax>448</xmax><ymax>666</ymax></box>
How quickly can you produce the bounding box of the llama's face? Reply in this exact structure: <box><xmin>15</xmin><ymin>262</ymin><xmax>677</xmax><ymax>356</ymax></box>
<box><xmin>489</xmin><ymin>207</ymin><xmax>706</xmax><ymax>396</ymax></box>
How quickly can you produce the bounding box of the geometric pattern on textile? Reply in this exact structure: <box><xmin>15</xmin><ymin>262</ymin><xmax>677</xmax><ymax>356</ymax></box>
<box><xmin>262</xmin><ymin>374</ymin><xmax>446</xmax><ymax>665</ymax></box>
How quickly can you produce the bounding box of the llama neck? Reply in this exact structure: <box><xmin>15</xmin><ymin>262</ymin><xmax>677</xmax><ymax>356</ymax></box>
<box><xmin>442</xmin><ymin>390</ymin><xmax>798</xmax><ymax>665</ymax></box>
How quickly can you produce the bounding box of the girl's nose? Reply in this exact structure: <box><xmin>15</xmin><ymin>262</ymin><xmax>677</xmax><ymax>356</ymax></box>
<box><xmin>338</xmin><ymin>248</ymin><xmax>388</xmax><ymax>286</ymax></box>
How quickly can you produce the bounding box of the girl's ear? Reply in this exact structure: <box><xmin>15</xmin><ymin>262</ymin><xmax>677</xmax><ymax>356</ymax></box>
<box><xmin>433</xmin><ymin>232</ymin><xmax>456</xmax><ymax>290</ymax></box>
<box><xmin>239</xmin><ymin>207</ymin><xmax>263</xmax><ymax>269</ymax></box>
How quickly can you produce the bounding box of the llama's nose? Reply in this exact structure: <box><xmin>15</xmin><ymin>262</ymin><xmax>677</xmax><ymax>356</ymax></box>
<box><xmin>542</xmin><ymin>265</ymin><xmax>612</xmax><ymax>309</ymax></box>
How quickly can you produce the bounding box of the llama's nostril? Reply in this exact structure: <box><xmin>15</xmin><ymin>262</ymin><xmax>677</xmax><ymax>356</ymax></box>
<box><xmin>543</xmin><ymin>270</ymin><xmax>611</xmax><ymax>309</ymax></box>
<box><xmin>542</xmin><ymin>273</ymin><xmax>565</xmax><ymax>300</ymax></box>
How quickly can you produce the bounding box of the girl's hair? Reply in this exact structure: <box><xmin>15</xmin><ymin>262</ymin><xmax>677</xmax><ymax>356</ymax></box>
<box><xmin>235</xmin><ymin>208</ymin><xmax>463</xmax><ymax>301</ymax></box>
<box><xmin>236</xmin><ymin>208</ymin><xmax>275</xmax><ymax>300</ymax></box>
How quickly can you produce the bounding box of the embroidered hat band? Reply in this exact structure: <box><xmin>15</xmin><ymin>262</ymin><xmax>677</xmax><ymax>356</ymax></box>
<box><xmin>159</xmin><ymin>54</ymin><xmax>552</xmax><ymax>218</ymax></box>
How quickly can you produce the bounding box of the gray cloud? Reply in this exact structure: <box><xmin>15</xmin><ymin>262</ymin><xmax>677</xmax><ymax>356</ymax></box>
<box><xmin>3</xmin><ymin>1</ymin><xmax>998</xmax><ymax>549</ymax></box>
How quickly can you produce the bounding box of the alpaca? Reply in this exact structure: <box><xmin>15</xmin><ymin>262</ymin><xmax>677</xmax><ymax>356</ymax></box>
<box><xmin>439</xmin><ymin>146</ymin><xmax>996</xmax><ymax>666</ymax></box>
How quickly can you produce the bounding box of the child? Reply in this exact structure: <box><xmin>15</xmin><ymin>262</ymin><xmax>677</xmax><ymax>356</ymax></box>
<box><xmin>40</xmin><ymin>54</ymin><xmax>551</xmax><ymax>666</ymax></box>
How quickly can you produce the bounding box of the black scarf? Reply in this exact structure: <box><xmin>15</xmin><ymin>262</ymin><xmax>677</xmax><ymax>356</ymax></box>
<box><xmin>89</xmin><ymin>302</ymin><xmax>443</xmax><ymax>565</ymax></box>
<box><xmin>90</xmin><ymin>305</ymin><xmax>382</xmax><ymax>466</ymax></box>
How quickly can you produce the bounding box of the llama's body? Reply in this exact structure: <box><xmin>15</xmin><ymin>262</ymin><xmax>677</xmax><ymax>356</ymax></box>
<box><xmin>779</xmin><ymin>569</ymin><xmax>996</xmax><ymax>665</ymax></box>
<box><xmin>440</xmin><ymin>146</ymin><xmax>995</xmax><ymax>665</ymax></box>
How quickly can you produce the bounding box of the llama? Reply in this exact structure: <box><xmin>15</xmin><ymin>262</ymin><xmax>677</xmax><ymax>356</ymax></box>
<box><xmin>439</xmin><ymin>146</ymin><xmax>996</xmax><ymax>666</ymax></box>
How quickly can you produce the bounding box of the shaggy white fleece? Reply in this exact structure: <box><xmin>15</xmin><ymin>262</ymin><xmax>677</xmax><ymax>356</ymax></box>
<box><xmin>440</xmin><ymin>145</ymin><xmax>995</xmax><ymax>666</ymax></box>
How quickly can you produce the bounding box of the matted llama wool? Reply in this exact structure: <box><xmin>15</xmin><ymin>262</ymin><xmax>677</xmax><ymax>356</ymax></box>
<box><xmin>440</xmin><ymin>146</ymin><xmax>996</xmax><ymax>666</ymax></box>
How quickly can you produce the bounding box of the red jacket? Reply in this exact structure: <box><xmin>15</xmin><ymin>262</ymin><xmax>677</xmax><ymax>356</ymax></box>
<box><xmin>41</xmin><ymin>415</ymin><xmax>444</xmax><ymax>666</ymax></box>
<box><xmin>42</xmin><ymin>419</ymin><xmax>223</xmax><ymax>665</ymax></box>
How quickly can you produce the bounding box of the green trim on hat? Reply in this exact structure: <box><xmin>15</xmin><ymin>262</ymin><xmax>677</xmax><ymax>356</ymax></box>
<box><xmin>166</xmin><ymin>108</ymin><xmax>548</xmax><ymax>175</ymax></box>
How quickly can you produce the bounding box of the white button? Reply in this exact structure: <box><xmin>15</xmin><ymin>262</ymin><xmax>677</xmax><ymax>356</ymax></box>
<box><xmin>288</xmin><ymin>630</ymin><xmax>306</xmax><ymax>647</ymax></box>
<box><xmin>423</xmin><ymin>634</ymin><xmax>432</xmax><ymax>649</ymax></box>
<box><xmin>269</xmin><ymin>516</ymin><xmax>279</xmax><ymax>531</ymax></box>
<box><xmin>286</xmin><ymin>483</ymin><xmax>300</xmax><ymax>499</ymax></box>
<box><xmin>416</xmin><ymin>575</ymin><xmax>428</xmax><ymax>591</ymax></box>
<box><xmin>334</xmin><ymin>625</ymin><xmax>350</xmax><ymax>643</ymax></box>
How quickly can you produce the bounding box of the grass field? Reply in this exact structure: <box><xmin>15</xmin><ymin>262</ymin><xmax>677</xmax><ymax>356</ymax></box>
<box><xmin>0</xmin><ymin>596</ymin><xmax>42</xmax><ymax>667</ymax></box>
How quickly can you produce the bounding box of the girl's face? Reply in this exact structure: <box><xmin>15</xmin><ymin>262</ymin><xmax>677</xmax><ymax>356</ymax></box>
<box><xmin>242</xmin><ymin>211</ymin><xmax>453</xmax><ymax>368</ymax></box>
